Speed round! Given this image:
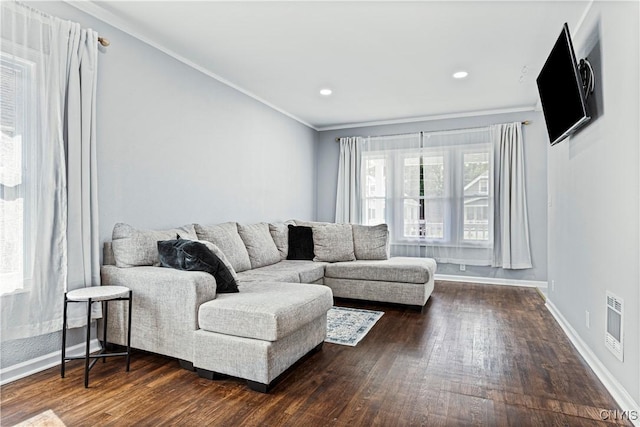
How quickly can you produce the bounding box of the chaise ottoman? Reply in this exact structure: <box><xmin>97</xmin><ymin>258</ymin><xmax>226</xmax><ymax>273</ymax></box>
<box><xmin>323</xmin><ymin>257</ymin><xmax>437</xmax><ymax>310</ymax></box>
<box><xmin>193</xmin><ymin>281</ymin><xmax>333</xmax><ymax>392</ymax></box>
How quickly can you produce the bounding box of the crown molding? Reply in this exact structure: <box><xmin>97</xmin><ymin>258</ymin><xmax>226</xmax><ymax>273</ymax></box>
<box><xmin>62</xmin><ymin>0</ymin><xmax>318</xmax><ymax>131</ymax></box>
<box><xmin>316</xmin><ymin>106</ymin><xmax>537</xmax><ymax>132</ymax></box>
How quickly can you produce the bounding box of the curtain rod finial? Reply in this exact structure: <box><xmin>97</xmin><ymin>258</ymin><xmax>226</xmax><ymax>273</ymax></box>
<box><xmin>98</xmin><ymin>37</ymin><xmax>110</xmax><ymax>47</ymax></box>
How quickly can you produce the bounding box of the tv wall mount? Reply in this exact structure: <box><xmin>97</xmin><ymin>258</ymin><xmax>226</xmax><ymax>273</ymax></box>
<box><xmin>578</xmin><ymin>58</ymin><xmax>595</xmax><ymax>100</ymax></box>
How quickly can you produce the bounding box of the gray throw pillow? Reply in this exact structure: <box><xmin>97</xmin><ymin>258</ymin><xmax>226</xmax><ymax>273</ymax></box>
<box><xmin>352</xmin><ymin>224</ymin><xmax>390</xmax><ymax>260</ymax></box>
<box><xmin>312</xmin><ymin>223</ymin><xmax>355</xmax><ymax>262</ymax></box>
<box><xmin>237</xmin><ymin>222</ymin><xmax>281</xmax><ymax>269</ymax></box>
<box><xmin>111</xmin><ymin>223</ymin><xmax>198</xmax><ymax>268</ymax></box>
<box><xmin>194</xmin><ymin>222</ymin><xmax>252</xmax><ymax>273</ymax></box>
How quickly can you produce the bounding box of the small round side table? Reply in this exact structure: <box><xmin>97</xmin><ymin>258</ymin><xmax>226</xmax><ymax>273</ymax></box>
<box><xmin>61</xmin><ymin>285</ymin><xmax>133</xmax><ymax>388</ymax></box>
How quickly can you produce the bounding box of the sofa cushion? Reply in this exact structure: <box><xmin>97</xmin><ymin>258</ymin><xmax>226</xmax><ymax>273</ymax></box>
<box><xmin>198</xmin><ymin>281</ymin><xmax>333</xmax><ymax>341</ymax></box>
<box><xmin>236</xmin><ymin>260</ymin><xmax>327</xmax><ymax>284</ymax></box>
<box><xmin>237</xmin><ymin>222</ymin><xmax>281</xmax><ymax>269</ymax></box>
<box><xmin>324</xmin><ymin>257</ymin><xmax>437</xmax><ymax>284</ymax></box>
<box><xmin>157</xmin><ymin>238</ymin><xmax>239</xmax><ymax>293</ymax></box>
<box><xmin>269</xmin><ymin>221</ymin><xmax>295</xmax><ymax>260</ymax></box>
<box><xmin>312</xmin><ymin>223</ymin><xmax>356</xmax><ymax>262</ymax></box>
<box><xmin>287</xmin><ymin>225</ymin><xmax>314</xmax><ymax>260</ymax></box>
<box><xmin>194</xmin><ymin>222</ymin><xmax>252</xmax><ymax>273</ymax></box>
<box><xmin>352</xmin><ymin>224</ymin><xmax>390</xmax><ymax>260</ymax></box>
<box><xmin>111</xmin><ymin>223</ymin><xmax>198</xmax><ymax>268</ymax></box>
<box><xmin>236</xmin><ymin>268</ymin><xmax>300</xmax><ymax>284</ymax></box>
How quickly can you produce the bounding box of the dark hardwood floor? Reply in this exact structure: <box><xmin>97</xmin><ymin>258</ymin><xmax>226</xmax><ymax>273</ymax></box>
<box><xmin>1</xmin><ymin>282</ymin><xmax>632</xmax><ymax>426</ymax></box>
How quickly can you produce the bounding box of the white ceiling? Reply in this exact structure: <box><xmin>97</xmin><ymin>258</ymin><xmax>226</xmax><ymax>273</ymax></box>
<box><xmin>78</xmin><ymin>1</ymin><xmax>591</xmax><ymax>130</ymax></box>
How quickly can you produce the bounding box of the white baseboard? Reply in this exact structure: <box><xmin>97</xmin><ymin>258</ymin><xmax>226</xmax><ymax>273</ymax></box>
<box><xmin>435</xmin><ymin>273</ymin><xmax>548</xmax><ymax>290</ymax></box>
<box><xmin>0</xmin><ymin>339</ymin><xmax>102</xmax><ymax>386</ymax></box>
<box><xmin>546</xmin><ymin>300</ymin><xmax>640</xmax><ymax>427</ymax></box>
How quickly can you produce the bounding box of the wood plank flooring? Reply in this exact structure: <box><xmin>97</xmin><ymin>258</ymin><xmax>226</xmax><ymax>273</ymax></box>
<box><xmin>1</xmin><ymin>282</ymin><xmax>632</xmax><ymax>426</ymax></box>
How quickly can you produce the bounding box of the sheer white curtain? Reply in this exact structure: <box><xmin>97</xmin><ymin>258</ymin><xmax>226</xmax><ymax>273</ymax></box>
<box><xmin>335</xmin><ymin>137</ymin><xmax>363</xmax><ymax>223</ymax></box>
<box><xmin>360</xmin><ymin>133</ymin><xmax>423</xmax><ymax>254</ymax></box>
<box><xmin>491</xmin><ymin>122</ymin><xmax>532</xmax><ymax>269</ymax></box>
<box><xmin>1</xmin><ymin>1</ymin><xmax>100</xmax><ymax>340</ymax></box>
<box><xmin>367</xmin><ymin>129</ymin><xmax>495</xmax><ymax>265</ymax></box>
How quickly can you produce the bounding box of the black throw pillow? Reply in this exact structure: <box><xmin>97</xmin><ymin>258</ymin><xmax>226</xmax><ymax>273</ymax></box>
<box><xmin>287</xmin><ymin>225</ymin><xmax>314</xmax><ymax>260</ymax></box>
<box><xmin>157</xmin><ymin>238</ymin><xmax>239</xmax><ymax>293</ymax></box>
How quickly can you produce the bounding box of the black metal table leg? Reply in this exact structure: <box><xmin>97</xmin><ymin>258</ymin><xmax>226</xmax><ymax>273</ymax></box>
<box><xmin>84</xmin><ymin>297</ymin><xmax>92</xmax><ymax>388</ymax></box>
<box><xmin>103</xmin><ymin>300</ymin><xmax>108</xmax><ymax>363</ymax></box>
<box><xmin>61</xmin><ymin>294</ymin><xmax>68</xmax><ymax>378</ymax></box>
<box><xmin>126</xmin><ymin>290</ymin><xmax>132</xmax><ymax>371</ymax></box>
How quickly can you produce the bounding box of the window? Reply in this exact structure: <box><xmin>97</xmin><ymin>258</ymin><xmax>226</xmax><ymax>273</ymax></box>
<box><xmin>401</xmin><ymin>152</ymin><xmax>446</xmax><ymax>239</ymax></box>
<box><xmin>361</xmin><ymin>129</ymin><xmax>493</xmax><ymax>264</ymax></box>
<box><xmin>1</xmin><ymin>54</ymin><xmax>35</xmax><ymax>295</ymax></box>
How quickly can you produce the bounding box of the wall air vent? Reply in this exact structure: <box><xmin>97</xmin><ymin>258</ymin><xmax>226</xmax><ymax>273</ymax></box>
<box><xmin>605</xmin><ymin>291</ymin><xmax>623</xmax><ymax>362</ymax></box>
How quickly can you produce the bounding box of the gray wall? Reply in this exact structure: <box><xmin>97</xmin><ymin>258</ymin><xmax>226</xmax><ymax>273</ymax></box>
<box><xmin>547</xmin><ymin>1</ymin><xmax>639</xmax><ymax>405</ymax></box>
<box><xmin>317</xmin><ymin>111</ymin><xmax>548</xmax><ymax>283</ymax></box>
<box><xmin>2</xmin><ymin>1</ymin><xmax>318</xmax><ymax>370</ymax></box>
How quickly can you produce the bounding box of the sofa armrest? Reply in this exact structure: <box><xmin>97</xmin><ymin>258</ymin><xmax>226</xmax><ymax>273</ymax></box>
<box><xmin>100</xmin><ymin>265</ymin><xmax>217</xmax><ymax>362</ymax></box>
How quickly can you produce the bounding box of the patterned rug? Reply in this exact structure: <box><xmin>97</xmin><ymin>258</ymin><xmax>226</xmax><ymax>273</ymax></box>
<box><xmin>325</xmin><ymin>306</ymin><xmax>384</xmax><ymax>346</ymax></box>
<box><xmin>13</xmin><ymin>410</ymin><xmax>66</xmax><ymax>427</ymax></box>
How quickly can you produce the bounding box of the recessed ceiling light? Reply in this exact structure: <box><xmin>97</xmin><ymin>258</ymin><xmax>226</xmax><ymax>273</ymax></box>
<box><xmin>453</xmin><ymin>71</ymin><xmax>469</xmax><ymax>79</ymax></box>
<box><xmin>320</xmin><ymin>88</ymin><xmax>333</xmax><ymax>96</ymax></box>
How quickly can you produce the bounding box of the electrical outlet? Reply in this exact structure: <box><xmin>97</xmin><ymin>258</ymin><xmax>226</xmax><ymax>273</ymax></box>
<box><xmin>459</xmin><ymin>264</ymin><xmax>466</xmax><ymax>271</ymax></box>
<box><xmin>585</xmin><ymin>310</ymin><xmax>590</xmax><ymax>329</ymax></box>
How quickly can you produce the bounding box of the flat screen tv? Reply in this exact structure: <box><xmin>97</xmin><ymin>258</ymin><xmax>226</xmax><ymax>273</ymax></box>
<box><xmin>536</xmin><ymin>23</ymin><xmax>590</xmax><ymax>145</ymax></box>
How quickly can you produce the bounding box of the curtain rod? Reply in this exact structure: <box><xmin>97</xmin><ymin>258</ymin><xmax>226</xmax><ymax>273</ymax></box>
<box><xmin>334</xmin><ymin>120</ymin><xmax>531</xmax><ymax>142</ymax></box>
<box><xmin>98</xmin><ymin>37</ymin><xmax>110</xmax><ymax>47</ymax></box>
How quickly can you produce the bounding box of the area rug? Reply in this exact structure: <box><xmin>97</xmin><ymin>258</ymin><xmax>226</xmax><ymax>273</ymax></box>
<box><xmin>13</xmin><ymin>410</ymin><xmax>66</xmax><ymax>427</ymax></box>
<box><xmin>325</xmin><ymin>306</ymin><xmax>384</xmax><ymax>346</ymax></box>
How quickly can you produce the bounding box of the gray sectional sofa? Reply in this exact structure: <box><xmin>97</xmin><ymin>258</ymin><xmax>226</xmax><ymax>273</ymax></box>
<box><xmin>101</xmin><ymin>220</ymin><xmax>436</xmax><ymax>392</ymax></box>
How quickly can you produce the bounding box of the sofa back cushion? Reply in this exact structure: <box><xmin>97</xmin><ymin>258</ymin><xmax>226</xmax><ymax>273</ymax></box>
<box><xmin>111</xmin><ymin>223</ymin><xmax>198</xmax><ymax>268</ymax></box>
<box><xmin>194</xmin><ymin>222</ymin><xmax>252</xmax><ymax>272</ymax></box>
<box><xmin>294</xmin><ymin>219</ymin><xmax>332</xmax><ymax>227</ymax></box>
<box><xmin>312</xmin><ymin>223</ymin><xmax>356</xmax><ymax>262</ymax></box>
<box><xmin>237</xmin><ymin>222</ymin><xmax>281</xmax><ymax>269</ymax></box>
<box><xmin>352</xmin><ymin>224</ymin><xmax>390</xmax><ymax>260</ymax></box>
<box><xmin>268</xmin><ymin>220</ymin><xmax>295</xmax><ymax>260</ymax></box>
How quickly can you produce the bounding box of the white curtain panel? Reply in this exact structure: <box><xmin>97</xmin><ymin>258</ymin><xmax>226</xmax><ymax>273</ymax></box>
<box><xmin>491</xmin><ymin>122</ymin><xmax>532</xmax><ymax>269</ymax></box>
<box><xmin>335</xmin><ymin>137</ymin><xmax>363</xmax><ymax>223</ymax></box>
<box><xmin>0</xmin><ymin>2</ymin><xmax>100</xmax><ymax>340</ymax></box>
<box><xmin>64</xmin><ymin>21</ymin><xmax>101</xmax><ymax>328</ymax></box>
<box><xmin>360</xmin><ymin>133</ymin><xmax>422</xmax><ymax>256</ymax></box>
